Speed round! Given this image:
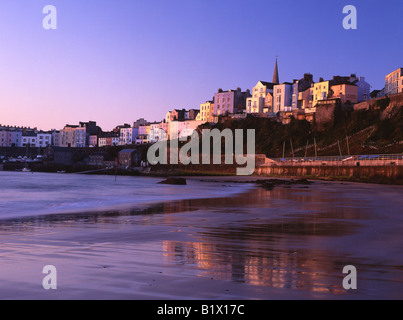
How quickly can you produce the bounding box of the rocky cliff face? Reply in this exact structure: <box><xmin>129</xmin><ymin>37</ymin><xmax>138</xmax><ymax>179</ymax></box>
<box><xmin>381</xmin><ymin>102</ymin><xmax>403</xmax><ymax>120</ymax></box>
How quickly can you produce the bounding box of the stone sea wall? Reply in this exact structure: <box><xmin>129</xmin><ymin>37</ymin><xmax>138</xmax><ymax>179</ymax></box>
<box><xmin>254</xmin><ymin>164</ymin><xmax>403</xmax><ymax>183</ymax></box>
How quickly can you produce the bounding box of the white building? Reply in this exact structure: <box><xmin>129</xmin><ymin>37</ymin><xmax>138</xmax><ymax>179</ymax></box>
<box><xmin>98</xmin><ymin>136</ymin><xmax>108</xmax><ymax>147</ymax></box>
<box><xmin>159</xmin><ymin>122</ymin><xmax>169</xmax><ymax>141</ymax></box>
<box><xmin>0</xmin><ymin>129</ymin><xmax>23</xmax><ymax>147</ymax></box>
<box><xmin>246</xmin><ymin>81</ymin><xmax>275</xmax><ymax>114</ymax></box>
<box><xmin>36</xmin><ymin>132</ymin><xmax>52</xmax><ymax>148</ymax></box>
<box><xmin>0</xmin><ymin>130</ymin><xmax>7</xmax><ymax>147</ymax></box>
<box><xmin>22</xmin><ymin>133</ymin><xmax>37</xmax><ymax>147</ymax></box>
<box><xmin>273</xmin><ymin>83</ymin><xmax>293</xmax><ymax>113</ymax></box>
<box><xmin>120</xmin><ymin>127</ymin><xmax>139</xmax><ymax>145</ymax></box>
<box><xmin>385</xmin><ymin>68</ymin><xmax>403</xmax><ymax>95</ymax></box>
<box><xmin>149</xmin><ymin>122</ymin><xmax>163</xmax><ymax>143</ymax></box>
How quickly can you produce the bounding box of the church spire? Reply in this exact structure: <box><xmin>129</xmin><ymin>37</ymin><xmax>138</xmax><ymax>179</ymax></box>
<box><xmin>273</xmin><ymin>57</ymin><xmax>279</xmax><ymax>84</ymax></box>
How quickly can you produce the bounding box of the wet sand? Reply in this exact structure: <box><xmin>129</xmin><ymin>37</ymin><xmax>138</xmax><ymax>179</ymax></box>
<box><xmin>1</xmin><ymin>179</ymin><xmax>403</xmax><ymax>300</ymax></box>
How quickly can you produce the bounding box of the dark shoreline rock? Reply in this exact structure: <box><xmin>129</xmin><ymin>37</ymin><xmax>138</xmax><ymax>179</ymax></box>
<box><xmin>203</xmin><ymin>178</ymin><xmax>313</xmax><ymax>190</ymax></box>
<box><xmin>158</xmin><ymin>178</ymin><xmax>187</xmax><ymax>185</ymax></box>
<box><xmin>258</xmin><ymin>178</ymin><xmax>312</xmax><ymax>190</ymax></box>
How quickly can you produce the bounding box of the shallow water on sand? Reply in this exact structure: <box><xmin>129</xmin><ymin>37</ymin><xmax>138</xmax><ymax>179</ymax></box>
<box><xmin>0</xmin><ymin>172</ymin><xmax>251</xmax><ymax>220</ymax></box>
<box><xmin>1</xmin><ymin>172</ymin><xmax>403</xmax><ymax>299</ymax></box>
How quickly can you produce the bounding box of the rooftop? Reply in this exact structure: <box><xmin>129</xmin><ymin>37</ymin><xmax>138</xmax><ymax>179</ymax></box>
<box><xmin>385</xmin><ymin>68</ymin><xmax>403</xmax><ymax>77</ymax></box>
<box><xmin>259</xmin><ymin>81</ymin><xmax>275</xmax><ymax>89</ymax></box>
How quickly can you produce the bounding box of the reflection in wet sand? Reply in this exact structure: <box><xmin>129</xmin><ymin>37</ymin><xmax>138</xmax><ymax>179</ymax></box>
<box><xmin>163</xmin><ymin>240</ymin><xmax>346</xmax><ymax>294</ymax></box>
<box><xmin>156</xmin><ymin>183</ymin><xmax>403</xmax><ymax>298</ymax></box>
<box><xmin>1</xmin><ymin>180</ymin><xmax>403</xmax><ymax>299</ymax></box>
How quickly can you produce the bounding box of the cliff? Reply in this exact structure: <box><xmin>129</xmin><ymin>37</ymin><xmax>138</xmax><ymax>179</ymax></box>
<box><xmin>209</xmin><ymin>96</ymin><xmax>403</xmax><ymax>158</ymax></box>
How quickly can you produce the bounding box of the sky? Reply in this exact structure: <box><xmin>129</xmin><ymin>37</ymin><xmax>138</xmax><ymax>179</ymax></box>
<box><xmin>0</xmin><ymin>0</ymin><xmax>402</xmax><ymax>131</ymax></box>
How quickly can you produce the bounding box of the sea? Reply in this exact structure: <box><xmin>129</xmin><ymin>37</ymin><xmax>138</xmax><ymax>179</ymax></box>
<box><xmin>0</xmin><ymin>171</ymin><xmax>251</xmax><ymax>220</ymax></box>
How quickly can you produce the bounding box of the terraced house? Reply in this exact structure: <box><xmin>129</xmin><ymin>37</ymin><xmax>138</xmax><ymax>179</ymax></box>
<box><xmin>213</xmin><ymin>87</ymin><xmax>251</xmax><ymax>116</ymax></box>
<box><xmin>197</xmin><ymin>101</ymin><xmax>214</xmax><ymax>123</ymax></box>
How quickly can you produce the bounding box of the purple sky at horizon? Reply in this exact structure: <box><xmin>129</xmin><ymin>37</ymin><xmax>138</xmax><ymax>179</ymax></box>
<box><xmin>0</xmin><ymin>0</ymin><xmax>402</xmax><ymax>131</ymax></box>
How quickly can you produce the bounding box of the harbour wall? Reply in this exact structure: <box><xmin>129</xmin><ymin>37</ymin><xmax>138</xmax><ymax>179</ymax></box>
<box><xmin>254</xmin><ymin>164</ymin><xmax>403</xmax><ymax>183</ymax></box>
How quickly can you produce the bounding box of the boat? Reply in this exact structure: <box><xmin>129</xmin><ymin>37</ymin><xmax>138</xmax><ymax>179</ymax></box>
<box><xmin>22</xmin><ymin>167</ymin><xmax>31</xmax><ymax>172</ymax></box>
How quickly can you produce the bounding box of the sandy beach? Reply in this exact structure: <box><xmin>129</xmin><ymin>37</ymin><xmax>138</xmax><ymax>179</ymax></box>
<box><xmin>1</xmin><ymin>173</ymin><xmax>403</xmax><ymax>300</ymax></box>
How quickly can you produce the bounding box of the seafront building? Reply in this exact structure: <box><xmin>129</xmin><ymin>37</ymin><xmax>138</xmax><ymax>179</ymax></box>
<box><xmin>99</xmin><ymin>132</ymin><xmax>120</xmax><ymax>147</ymax></box>
<box><xmin>135</xmin><ymin>124</ymin><xmax>150</xmax><ymax>144</ymax></box>
<box><xmin>0</xmin><ymin>126</ymin><xmax>58</xmax><ymax>148</ymax></box>
<box><xmin>349</xmin><ymin>74</ymin><xmax>371</xmax><ymax>102</ymax></box>
<box><xmin>120</xmin><ymin>127</ymin><xmax>139</xmax><ymax>145</ymax></box>
<box><xmin>59</xmin><ymin>121</ymin><xmax>99</xmax><ymax>148</ymax></box>
<box><xmin>59</xmin><ymin>125</ymin><xmax>78</xmax><ymax>147</ymax></box>
<box><xmin>0</xmin><ymin>129</ymin><xmax>22</xmax><ymax>147</ymax></box>
<box><xmin>246</xmin><ymin>81</ymin><xmax>275</xmax><ymax>114</ymax></box>
<box><xmin>213</xmin><ymin>87</ymin><xmax>251</xmax><ymax>116</ymax></box>
<box><xmin>197</xmin><ymin>101</ymin><xmax>214</xmax><ymax>123</ymax></box>
<box><xmin>35</xmin><ymin>132</ymin><xmax>52</xmax><ymax>148</ymax></box>
<box><xmin>312</xmin><ymin>76</ymin><xmax>359</xmax><ymax>107</ymax></box>
<box><xmin>2</xmin><ymin>65</ymin><xmax>403</xmax><ymax>153</ymax></box>
<box><xmin>245</xmin><ymin>59</ymin><xmax>280</xmax><ymax>115</ymax></box>
<box><xmin>166</xmin><ymin>109</ymin><xmax>185</xmax><ymax>122</ymax></box>
<box><xmin>273</xmin><ymin>82</ymin><xmax>293</xmax><ymax>113</ymax></box>
<box><xmin>291</xmin><ymin>73</ymin><xmax>315</xmax><ymax>110</ymax></box>
<box><xmin>50</xmin><ymin>130</ymin><xmax>60</xmax><ymax>147</ymax></box>
<box><xmin>385</xmin><ymin>68</ymin><xmax>403</xmax><ymax>95</ymax></box>
<box><xmin>330</xmin><ymin>81</ymin><xmax>358</xmax><ymax>104</ymax></box>
<box><xmin>149</xmin><ymin>122</ymin><xmax>163</xmax><ymax>143</ymax></box>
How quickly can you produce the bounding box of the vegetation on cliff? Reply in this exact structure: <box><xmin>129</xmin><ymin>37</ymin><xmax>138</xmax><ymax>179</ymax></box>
<box><xmin>208</xmin><ymin>104</ymin><xmax>403</xmax><ymax>158</ymax></box>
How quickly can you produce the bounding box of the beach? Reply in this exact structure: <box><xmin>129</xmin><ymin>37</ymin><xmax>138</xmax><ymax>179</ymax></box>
<box><xmin>1</xmin><ymin>172</ymin><xmax>403</xmax><ymax>300</ymax></box>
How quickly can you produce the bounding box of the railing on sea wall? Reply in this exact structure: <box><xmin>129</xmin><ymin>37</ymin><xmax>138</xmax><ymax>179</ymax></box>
<box><xmin>264</xmin><ymin>154</ymin><xmax>403</xmax><ymax>167</ymax></box>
